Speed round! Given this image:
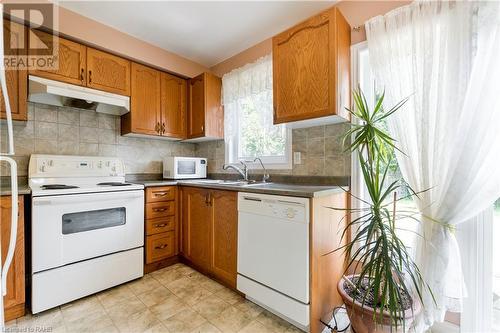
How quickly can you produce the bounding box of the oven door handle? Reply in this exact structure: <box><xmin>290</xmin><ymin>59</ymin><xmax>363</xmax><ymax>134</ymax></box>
<box><xmin>34</xmin><ymin>193</ymin><xmax>144</xmax><ymax>205</ymax></box>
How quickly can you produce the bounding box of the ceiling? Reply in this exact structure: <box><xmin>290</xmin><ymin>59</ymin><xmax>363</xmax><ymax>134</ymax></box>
<box><xmin>59</xmin><ymin>1</ymin><xmax>336</xmax><ymax>68</ymax></box>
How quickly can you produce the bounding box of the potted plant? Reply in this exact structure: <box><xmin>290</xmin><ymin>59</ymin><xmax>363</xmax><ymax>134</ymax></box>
<box><xmin>334</xmin><ymin>89</ymin><xmax>431</xmax><ymax>333</ymax></box>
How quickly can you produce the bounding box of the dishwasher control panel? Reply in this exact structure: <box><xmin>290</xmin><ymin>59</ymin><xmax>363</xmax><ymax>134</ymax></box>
<box><xmin>238</xmin><ymin>192</ymin><xmax>309</xmax><ymax>223</ymax></box>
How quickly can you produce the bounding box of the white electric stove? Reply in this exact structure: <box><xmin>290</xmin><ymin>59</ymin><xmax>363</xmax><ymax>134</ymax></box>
<box><xmin>29</xmin><ymin>154</ymin><xmax>145</xmax><ymax>313</ymax></box>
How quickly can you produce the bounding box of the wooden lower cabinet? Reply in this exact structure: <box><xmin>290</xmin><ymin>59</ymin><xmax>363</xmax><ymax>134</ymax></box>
<box><xmin>210</xmin><ymin>190</ymin><xmax>237</xmax><ymax>288</ymax></box>
<box><xmin>144</xmin><ymin>186</ymin><xmax>178</xmax><ymax>270</ymax></box>
<box><xmin>180</xmin><ymin>187</ymin><xmax>237</xmax><ymax>288</ymax></box>
<box><xmin>0</xmin><ymin>196</ymin><xmax>25</xmax><ymax>321</ymax></box>
<box><xmin>180</xmin><ymin>187</ymin><xmax>211</xmax><ymax>270</ymax></box>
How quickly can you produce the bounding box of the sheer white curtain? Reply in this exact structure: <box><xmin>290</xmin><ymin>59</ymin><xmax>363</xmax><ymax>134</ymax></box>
<box><xmin>366</xmin><ymin>1</ymin><xmax>500</xmax><ymax>331</ymax></box>
<box><xmin>222</xmin><ymin>54</ymin><xmax>273</xmax><ymax>163</ymax></box>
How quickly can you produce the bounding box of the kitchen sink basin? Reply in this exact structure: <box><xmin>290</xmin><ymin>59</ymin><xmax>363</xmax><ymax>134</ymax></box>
<box><xmin>187</xmin><ymin>179</ymin><xmax>272</xmax><ymax>187</ymax></box>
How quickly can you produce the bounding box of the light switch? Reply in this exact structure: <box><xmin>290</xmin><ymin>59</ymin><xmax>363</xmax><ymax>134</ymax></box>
<box><xmin>293</xmin><ymin>152</ymin><xmax>301</xmax><ymax>165</ymax></box>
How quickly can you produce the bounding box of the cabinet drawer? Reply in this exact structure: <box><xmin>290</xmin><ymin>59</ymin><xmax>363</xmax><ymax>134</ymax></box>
<box><xmin>146</xmin><ymin>216</ymin><xmax>175</xmax><ymax>236</ymax></box>
<box><xmin>146</xmin><ymin>201</ymin><xmax>175</xmax><ymax>219</ymax></box>
<box><xmin>146</xmin><ymin>186</ymin><xmax>176</xmax><ymax>203</ymax></box>
<box><xmin>146</xmin><ymin>232</ymin><xmax>175</xmax><ymax>263</ymax></box>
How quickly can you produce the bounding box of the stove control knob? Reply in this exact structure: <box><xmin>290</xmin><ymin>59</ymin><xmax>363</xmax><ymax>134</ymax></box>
<box><xmin>48</xmin><ymin>160</ymin><xmax>53</xmax><ymax>166</ymax></box>
<box><xmin>39</xmin><ymin>165</ymin><xmax>45</xmax><ymax>172</ymax></box>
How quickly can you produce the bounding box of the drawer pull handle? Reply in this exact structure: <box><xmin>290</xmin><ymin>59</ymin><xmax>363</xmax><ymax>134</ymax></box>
<box><xmin>154</xmin><ymin>223</ymin><xmax>167</xmax><ymax>227</ymax></box>
<box><xmin>154</xmin><ymin>192</ymin><xmax>169</xmax><ymax>197</ymax></box>
<box><xmin>155</xmin><ymin>244</ymin><xmax>168</xmax><ymax>250</ymax></box>
<box><xmin>153</xmin><ymin>208</ymin><xmax>168</xmax><ymax>212</ymax></box>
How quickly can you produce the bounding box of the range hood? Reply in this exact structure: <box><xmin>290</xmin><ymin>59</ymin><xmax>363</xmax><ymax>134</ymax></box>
<box><xmin>28</xmin><ymin>75</ymin><xmax>130</xmax><ymax>115</ymax></box>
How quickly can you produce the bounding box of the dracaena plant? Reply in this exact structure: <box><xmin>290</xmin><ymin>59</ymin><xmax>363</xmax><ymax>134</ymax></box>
<box><xmin>335</xmin><ymin>88</ymin><xmax>433</xmax><ymax>330</ymax></box>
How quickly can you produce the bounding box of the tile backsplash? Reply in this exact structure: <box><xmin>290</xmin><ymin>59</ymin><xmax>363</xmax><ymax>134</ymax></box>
<box><xmin>195</xmin><ymin>123</ymin><xmax>351</xmax><ymax>177</ymax></box>
<box><xmin>0</xmin><ymin>103</ymin><xmax>196</xmax><ymax>176</ymax></box>
<box><xmin>0</xmin><ymin>103</ymin><xmax>350</xmax><ymax>178</ymax></box>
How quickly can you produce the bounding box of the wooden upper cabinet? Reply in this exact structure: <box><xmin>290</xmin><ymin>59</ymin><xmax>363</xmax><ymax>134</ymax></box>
<box><xmin>210</xmin><ymin>190</ymin><xmax>237</xmax><ymax>289</ymax></box>
<box><xmin>122</xmin><ymin>63</ymin><xmax>161</xmax><ymax>136</ymax></box>
<box><xmin>181</xmin><ymin>187</ymin><xmax>212</xmax><ymax>270</ymax></box>
<box><xmin>29</xmin><ymin>30</ymin><xmax>86</xmax><ymax>86</ymax></box>
<box><xmin>86</xmin><ymin>48</ymin><xmax>131</xmax><ymax>96</ymax></box>
<box><xmin>1</xmin><ymin>20</ymin><xmax>27</xmax><ymax>121</ymax></box>
<box><xmin>187</xmin><ymin>72</ymin><xmax>223</xmax><ymax>140</ymax></box>
<box><xmin>272</xmin><ymin>7</ymin><xmax>351</xmax><ymax>124</ymax></box>
<box><xmin>161</xmin><ymin>72</ymin><xmax>187</xmax><ymax>139</ymax></box>
<box><xmin>1</xmin><ymin>196</ymin><xmax>25</xmax><ymax>321</ymax></box>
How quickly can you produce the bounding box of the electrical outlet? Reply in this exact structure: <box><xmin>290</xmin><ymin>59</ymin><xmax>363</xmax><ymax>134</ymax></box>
<box><xmin>293</xmin><ymin>152</ymin><xmax>301</xmax><ymax>165</ymax></box>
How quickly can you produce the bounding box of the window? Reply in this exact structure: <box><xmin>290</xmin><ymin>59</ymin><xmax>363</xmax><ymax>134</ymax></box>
<box><xmin>222</xmin><ymin>54</ymin><xmax>291</xmax><ymax>169</ymax></box>
<box><xmin>352</xmin><ymin>43</ymin><xmax>419</xmax><ymax>251</ymax></box>
<box><xmin>354</xmin><ymin>42</ymin><xmax>498</xmax><ymax>333</ymax></box>
<box><xmin>494</xmin><ymin>198</ymin><xmax>500</xmax><ymax>331</ymax></box>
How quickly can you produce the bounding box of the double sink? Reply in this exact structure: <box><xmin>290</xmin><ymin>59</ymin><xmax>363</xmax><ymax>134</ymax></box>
<box><xmin>188</xmin><ymin>179</ymin><xmax>273</xmax><ymax>188</ymax></box>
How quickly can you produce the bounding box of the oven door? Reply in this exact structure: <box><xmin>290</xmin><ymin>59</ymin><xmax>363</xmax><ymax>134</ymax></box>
<box><xmin>32</xmin><ymin>190</ymin><xmax>144</xmax><ymax>273</ymax></box>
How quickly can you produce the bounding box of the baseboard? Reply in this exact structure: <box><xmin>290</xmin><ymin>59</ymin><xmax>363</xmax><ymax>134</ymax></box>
<box><xmin>5</xmin><ymin>303</ymin><xmax>25</xmax><ymax>322</ymax></box>
<box><xmin>144</xmin><ymin>255</ymin><xmax>180</xmax><ymax>274</ymax></box>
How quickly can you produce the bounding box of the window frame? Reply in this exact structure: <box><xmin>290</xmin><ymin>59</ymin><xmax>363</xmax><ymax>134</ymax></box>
<box><xmin>223</xmin><ymin>58</ymin><xmax>292</xmax><ymax>170</ymax></box>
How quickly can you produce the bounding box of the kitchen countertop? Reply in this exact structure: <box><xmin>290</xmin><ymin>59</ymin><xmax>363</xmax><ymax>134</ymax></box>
<box><xmin>133</xmin><ymin>179</ymin><xmax>348</xmax><ymax>198</ymax></box>
<box><xmin>0</xmin><ymin>177</ymin><xmax>31</xmax><ymax>196</ymax></box>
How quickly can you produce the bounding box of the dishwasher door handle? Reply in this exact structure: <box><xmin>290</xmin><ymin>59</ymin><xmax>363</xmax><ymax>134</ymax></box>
<box><xmin>242</xmin><ymin>196</ymin><xmax>262</xmax><ymax>202</ymax></box>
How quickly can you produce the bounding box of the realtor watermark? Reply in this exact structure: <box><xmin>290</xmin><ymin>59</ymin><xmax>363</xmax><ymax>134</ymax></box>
<box><xmin>3</xmin><ymin>326</ymin><xmax>53</xmax><ymax>333</ymax></box>
<box><xmin>3</xmin><ymin>2</ymin><xmax>59</xmax><ymax>70</ymax></box>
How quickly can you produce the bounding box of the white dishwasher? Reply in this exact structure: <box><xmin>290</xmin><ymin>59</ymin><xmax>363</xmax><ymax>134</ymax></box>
<box><xmin>237</xmin><ymin>192</ymin><xmax>310</xmax><ymax>331</ymax></box>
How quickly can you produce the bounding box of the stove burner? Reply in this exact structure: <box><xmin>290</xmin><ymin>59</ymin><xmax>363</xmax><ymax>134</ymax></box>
<box><xmin>41</xmin><ymin>184</ymin><xmax>80</xmax><ymax>190</ymax></box>
<box><xmin>97</xmin><ymin>182</ymin><xmax>132</xmax><ymax>187</ymax></box>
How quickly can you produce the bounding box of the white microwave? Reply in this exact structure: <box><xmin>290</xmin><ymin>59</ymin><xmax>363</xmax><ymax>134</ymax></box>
<box><xmin>163</xmin><ymin>157</ymin><xmax>207</xmax><ymax>179</ymax></box>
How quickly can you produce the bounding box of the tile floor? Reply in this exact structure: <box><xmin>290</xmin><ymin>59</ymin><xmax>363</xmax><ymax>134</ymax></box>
<box><xmin>5</xmin><ymin>263</ymin><xmax>304</xmax><ymax>333</ymax></box>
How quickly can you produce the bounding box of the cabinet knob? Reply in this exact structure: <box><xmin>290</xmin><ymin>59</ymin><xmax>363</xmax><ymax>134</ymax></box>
<box><xmin>162</xmin><ymin>122</ymin><xmax>166</xmax><ymax>134</ymax></box>
<box><xmin>154</xmin><ymin>223</ymin><xmax>167</xmax><ymax>228</ymax></box>
<box><xmin>201</xmin><ymin>125</ymin><xmax>204</xmax><ymax>132</ymax></box>
<box><xmin>88</xmin><ymin>70</ymin><xmax>92</xmax><ymax>84</ymax></box>
<box><xmin>155</xmin><ymin>244</ymin><xmax>168</xmax><ymax>250</ymax></box>
<box><xmin>80</xmin><ymin>68</ymin><xmax>85</xmax><ymax>83</ymax></box>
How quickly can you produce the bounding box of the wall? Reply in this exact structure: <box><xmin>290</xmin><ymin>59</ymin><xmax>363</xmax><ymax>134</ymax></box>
<box><xmin>195</xmin><ymin>123</ymin><xmax>351</xmax><ymax>178</ymax></box>
<box><xmin>0</xmin><ymin>103</ymin><xmax>196</xmax><ymax>176</ymax></box>
<box><xmin>5</xmin><ymin>1</ymin><xmax>209</xmax><ymax>78</ymax></box>
<box><xmin>209</xmin><ymin>0</ymin><xmax>410</xmax><ymax>77</ymax></box>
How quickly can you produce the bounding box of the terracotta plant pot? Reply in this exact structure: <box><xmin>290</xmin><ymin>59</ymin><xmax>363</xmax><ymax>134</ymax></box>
<box><xmin>337</xmin><ymin>275</ymin><xmax>420</xmax><ymax>333</ymax></box>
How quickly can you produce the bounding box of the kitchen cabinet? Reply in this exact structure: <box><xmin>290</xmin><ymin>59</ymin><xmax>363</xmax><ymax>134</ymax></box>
<box><xmin>1</xmin><ymin>20</ymin><xmax>27</xmax><ymax>121</ymax></box>
<box><xmin>210</xmin><ymin>190</ymin><xmax>238</xmax><ymax>288</ymax></box>
<box><xmin>86</xmin><ymin>48</ymin><xmax>131</xmax><ymax>96</ymax></box>
<box><xmin>181</xmin><ymin>187</ymin><xmax>212</xmax><ymax>270</ymax></box>
<box><xmin>29</xmin><ymin>30</ymin><xmax>86</xmax><ymax>86</ymax></box>
<box><xmin>186</xmin><ymin>72</ymin><xmax>223</xmax><ymax>141</ymax></box>
<box><xmin>144</xmin><ymin>186</ymin><xmax>178</xmax><ymax>270</ymax></box>
<box><xmin>122</xmin><ymin>63</ymin><xmax>188</xmax><ymax>139</ymax></box>
<box><xmin>122</xmin><ymin>63</ymin><xmax>161</xmax><ymax>136</ymax></box>
<box><xmin>29</xmin><ymin>32</ymin><xmax>131</xmax><ymax>96</ymax></box>
<box><xmin>180</xmin><ymin>187</ymin><xmax>237</xmax><ymax>288</ymax></box>
<box><xmin>0</xmin><ymin>196</ymin><xmax>25</xmax><ymax>321</ymax></box>
<box><xmin>272</xmin><ymin>7</ymin><xmax>351</xmax><ymax>126</ymax></box>
<box><xmin>161</xmin><ymin>72</ymin><xmax>187</xmax><ymax>139</ymax></box>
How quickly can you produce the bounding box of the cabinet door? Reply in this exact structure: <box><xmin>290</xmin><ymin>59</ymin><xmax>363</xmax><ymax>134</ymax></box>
<box><xmin>161</xmin><ymin>72</ymin><xmax>187</xmax><ymax>139</ymax></box>
<box><xmin>87</xmin><ymin>48</ymin><xmax>131</xmax><ymax>96</ymax></box>
<box><xmin>0</xmin><ymin>196</ymin><xmax>25</xmax><ymax>321</ymax></box>
<box><xmin>272</xmin><ymin>9</ymin><xmax>333</xmax><ymax>124</ymax></box>
<box><xmin>29</xmin><ymin>30</ymin><xmax>86</xmax><ymax>86</ymax></box>
<box><xmin>210</xmin><ymin>190</ymin><xmax>237</xmax><ymax>288</ymax></box>
<box><xmin>1</xmin><ymin>20</ymin><xmax>27</xmax><ymax>121</ymax></box>
<box><xmin>188</xmin><ymin>74</ymin><xmax>205</xmax><ymax>138</ymax></box>
<box><xmin>181</xmin><ymin>187</ymin><xmax>211</xmax><ymax>270</ymax></box>
<box><xmin>204</xmin><ymin>73</ymin><xmax>223</xmax><ymax>139</ymax></box>
<box><xmin>128</xmin><ymin>63</ymin><xmax>161</xmax><ymax>135</ymax></box>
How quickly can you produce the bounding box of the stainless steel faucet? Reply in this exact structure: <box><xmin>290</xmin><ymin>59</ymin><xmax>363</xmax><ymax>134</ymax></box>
<box><xmin>222</xmin><ymin>161</ymin><xmax>248</xmax><ymax>181</ymax></box>
<box><xmin>253</xmin><ymin>157</ymin><xmax>270</xmax><ymax>182</ymax></box>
